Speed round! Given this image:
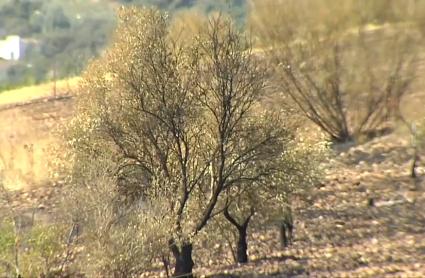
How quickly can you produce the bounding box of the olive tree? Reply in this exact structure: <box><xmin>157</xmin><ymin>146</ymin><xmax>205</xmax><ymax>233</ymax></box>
<box><xmin>219</xmin><ymin>133</ymin><xmax>327</xmax><ymax>263</ymax></box>
<box><xmin>209</xmin><ymin>111</ymin><xmax>289</xmax><ymax>264</ymax></box>
<box><xmin>62</xmin><ymin>7</ymin><xmax>299</xmax><ymax>277</ymax></box>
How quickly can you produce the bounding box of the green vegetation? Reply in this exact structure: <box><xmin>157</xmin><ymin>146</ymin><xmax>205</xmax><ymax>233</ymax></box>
<box><xmin>0</xmin><ymin>179</ymin><xmax>69</xmax><ymax>277</ymax></box>
<box><xmin>0</xmin><ymin>219</ymin><xmax>69</xmax><ymax>277</ymax></box>
<box><xmin>0</xmin><ymin>0</ymin><xmax>246</xmax><ymax>92</ymax></box>
<box><xmin>0</xmin><ymin>0</ymin><xmax>115</xmax><ymax>89</ymax></box>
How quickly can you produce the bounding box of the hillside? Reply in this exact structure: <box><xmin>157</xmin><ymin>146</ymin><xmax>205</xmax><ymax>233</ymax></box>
<box><xmin>3</xmin><ymin>128</ymin><xmax>424</xmax><ymax>277</ymax></box>
<box><xmin>0</xmin><ymin>0</ymin><xmax>246</xmax><ymax>90</ymax></box>
<box><xmin>0</xmin><ymin>50</ymin><xmax>424</xmax><ymax>277</ymax></box>
<box><xmin>199</xmin><ymin>132</ymin><xmax>425</xmax><ymax>277</ymax></box>
<box><xmin>0</xmin><ymin>77</ymin><xmax>78</xmax><ymax>106</ymax></box>
<box><xmin>0</xmin><ymin>79</ymin><xmax>77</xmax><ymax>190</ymax></box>
<box><xmin>0</xmin><ymin>3</ymin><xmax>424</xmax><ymax>276</ymax></box>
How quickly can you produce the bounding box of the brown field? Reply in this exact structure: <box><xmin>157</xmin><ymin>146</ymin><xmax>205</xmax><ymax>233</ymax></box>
<box><xmin>4</xmin><ymin>124</ymin><xmax>425</xmax><ymax>277</ymax></box>
<box><xmin>0</xmin><ymin>82</ymin><xmax>76</xmax><ymax>190</ymax></box>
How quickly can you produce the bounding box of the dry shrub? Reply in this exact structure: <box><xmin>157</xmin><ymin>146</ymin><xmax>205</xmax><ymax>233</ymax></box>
<box><xmin>57</xmin><ymin>154</ymin><xmax>171</xmax><ymax>277</ymax></box>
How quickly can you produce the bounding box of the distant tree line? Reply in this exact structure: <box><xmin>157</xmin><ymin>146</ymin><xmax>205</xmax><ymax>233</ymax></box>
<box><xmin>0</xmin><ymin>0</ymin><xmax>246</xmax><ymax>92</ymax></box>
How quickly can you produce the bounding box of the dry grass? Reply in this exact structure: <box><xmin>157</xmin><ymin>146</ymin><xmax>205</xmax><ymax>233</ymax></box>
<box><xmin>0</xmin><ymin>77</ymin><xmax>78</xmax><ymax>191</ymax></box>
<box><xmin>0</xmin><ymin>77</ymin><xmax>79</xmax><ymax>107</ymax></box>
<box><xmin>0</xmin><ymin>95</ymin><xmax>75</xmax><ymax>191</ymax></box>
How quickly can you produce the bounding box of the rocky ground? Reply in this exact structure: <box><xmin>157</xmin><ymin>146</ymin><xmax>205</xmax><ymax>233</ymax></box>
<box><xmin>149</xmin><ymin>132</ymin><xmax>425</xmax><ymax>277</ymax></box>
<box><xmin>1</xmin><ymin>132</ymin><xmax>425</xmax><ymax>277</ymax></box>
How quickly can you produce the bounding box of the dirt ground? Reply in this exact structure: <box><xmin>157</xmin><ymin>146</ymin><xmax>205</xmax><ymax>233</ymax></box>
<box><xmin>188</xmin><ymin>133</ymin><xmax>425</xmax><ymax>278</ymax></box>
<box><xmin>3</xmin><ymin>130</ymin><xmax>424</xmax><ymax>277</ymax></box>
<box><xmin>1</xmin><ymin>82</ymin><xmax>425</xmax><ymax>278</ymax></box>
<box><xmin>0</xmin><ymin>95</ymin><xmax>74</xmax><ymax>191</ymax></box>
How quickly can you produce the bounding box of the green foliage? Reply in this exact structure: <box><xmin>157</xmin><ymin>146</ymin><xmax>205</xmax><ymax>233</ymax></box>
<box><xmin>0</xmin><ymin>220</ymin><xmax>16</xmax><ymax>265</ymax></box>
<box><xmin>0</xmin><ymin>0</ymin><xmax>246</xmax><ymax>91</ymax></box>
<box><xmin>0</xmin><ymin>0</ymin><xmax>114</xmax><ymax>89</ymax></box>
<box><xmin>120</xmin><ymin>0</ymin><xmax>246</xmax><ymax>16</ymax></box>
<box><xmin>25</xmin><ymin>224</ymin><xmax>65</xmax><ymax>269</ymax></box>
<box><xmin>1</xmin><ymin>177</ymin><xmax>68</xmax><ymax>276</ymax></box>
<box><xmin>0</xmin><ymin>223</ymin><xmax>21</xmax><ymax>276</ymax></box>
<box><xmin>0</xmin><ymin>0</ymin><xmax>43</xmax><ymax>36</ymax></box>
<box><xmin>0</xmin><ymin>218</ymin><xmax>68</xmax><ymax>277</ymax></box>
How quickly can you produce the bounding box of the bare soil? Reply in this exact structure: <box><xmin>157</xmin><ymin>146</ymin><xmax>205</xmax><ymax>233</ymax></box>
<box><xmin>5</xmin><ymin>132</ymin><xmax>423</xmax><ymax>277</ymax></box>
<box><xmin>194</xmin><ymin>133</ymin><xmax>425</xmax><ymax>277</ymax></box>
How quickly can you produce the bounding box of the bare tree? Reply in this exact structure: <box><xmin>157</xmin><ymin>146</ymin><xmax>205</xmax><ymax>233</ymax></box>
<box><xmin>279</xmin><ymin>33</ymin><xmax>416</xmax><ymax>142</ymax></box>
<box><xmin>249</xmin><ymin>0</ymin><xmax>419</xmax><ymax>143</ymax></box>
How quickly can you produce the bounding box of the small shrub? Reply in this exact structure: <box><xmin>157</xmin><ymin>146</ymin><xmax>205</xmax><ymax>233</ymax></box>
<box><xmin>22</xmin><ymin>223</ymin><xmax>67</xmax><ymax>276</ymax></box>
<box><xmin>57</xmin><ymin>160</ymin><xmax>170</xmax><ymax>277</ymax></box>
<box><xmin>0</xmin><ymin>220</ymin><xmax>17</xmax><ymax>275</ymax></box>
<box><xmin>0</xmin><ymin>218</ymin><xmax>68</xmax><ymax>277</ymax></box>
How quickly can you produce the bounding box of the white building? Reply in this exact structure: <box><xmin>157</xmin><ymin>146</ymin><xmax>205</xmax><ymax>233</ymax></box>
<box><xmin>0</xmin><ymin>35</ymin><xmax>24</xmax><ymax>61</ymax></box>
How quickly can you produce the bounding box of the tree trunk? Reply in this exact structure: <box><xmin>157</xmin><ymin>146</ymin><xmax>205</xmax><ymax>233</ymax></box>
<box><xmin>279</xmin><ymin>208</ymin><xmax>293</xmax><ymax>248</ymax></box>
<box><xmin>236</xmin><ymin>226</ymin><xmax>248</xmax><ymax>263</ymax></box>
<box><xmin>280</xmin><ymin>221</ymin><xmax>289</xmax><ymax>248</ymax></box>
<box><xmin>223</xmin><ymin>206</ymin><xmax>254</xmax><ymax>264</ymax></box>
<box><xmin>411</xmin><ymin>151</ymin><xmax>418</xmax><ymax>178</ymax></box>
<box><xmin>170</xmin><ymin>241</ymin><xmax>194</xmax><ymax>278</ymax></box>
